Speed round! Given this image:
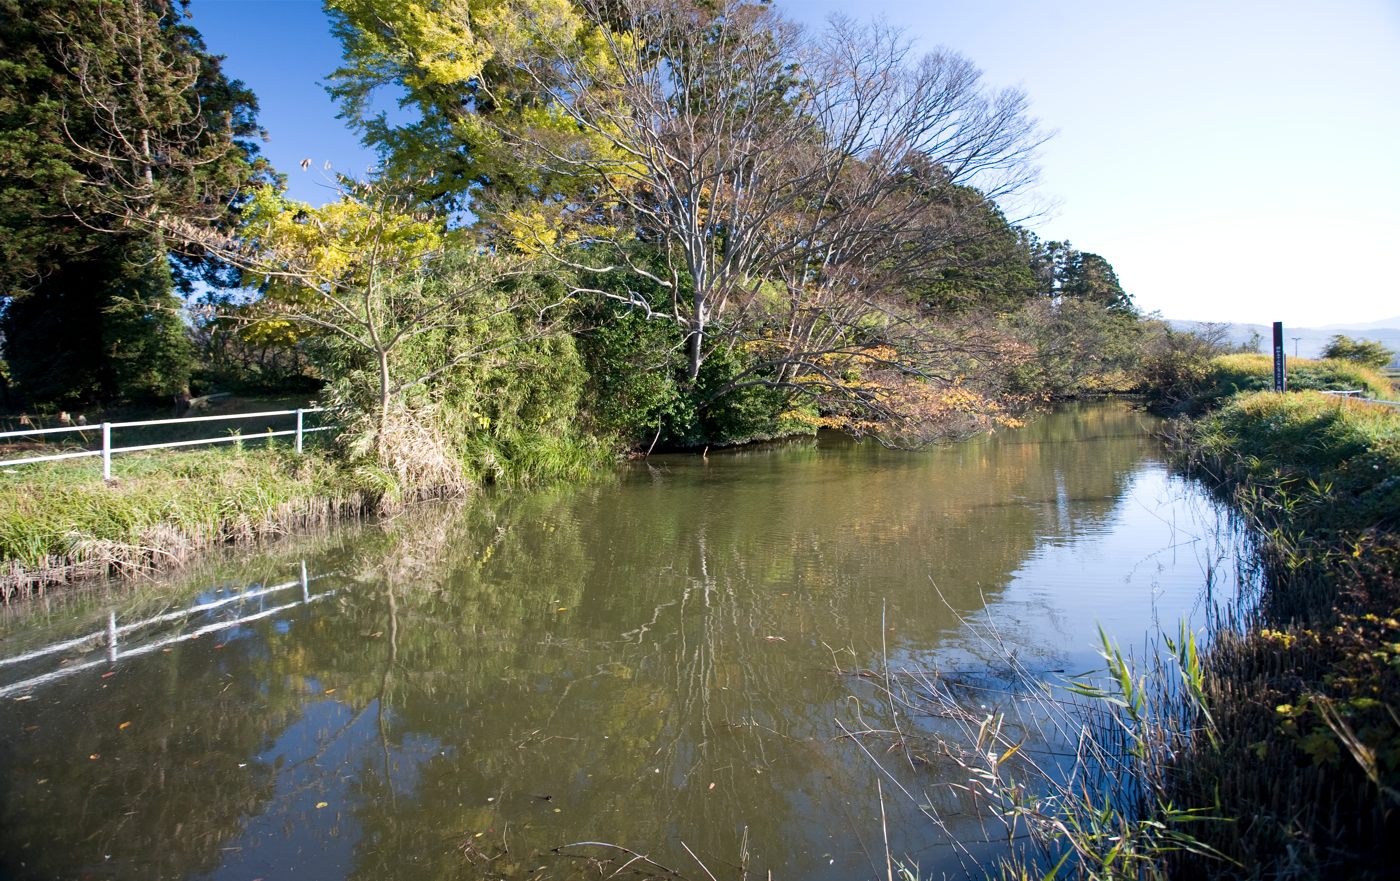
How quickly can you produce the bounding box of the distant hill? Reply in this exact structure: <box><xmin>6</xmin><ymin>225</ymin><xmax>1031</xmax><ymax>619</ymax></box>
<box><xmin>1317</xmin><ymin>316</ymin><xmax>1400</xmax><ymax>332</ymax></box>
<box><xmin>1166</xmin><ymin>319</ymin><xmax>1400</xmax><ymax>366</ymax></box>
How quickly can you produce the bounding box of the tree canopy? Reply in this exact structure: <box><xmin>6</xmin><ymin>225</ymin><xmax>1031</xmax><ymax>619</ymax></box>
<box><xmin>1321</xmin><ymin>334</ymin><xmax>1396</xmax><ymax>370</ymax></box>
<box><xmin>0</xmin><ymin>0</ymin><xmax>273</xmax><ymax>403</ymax></box>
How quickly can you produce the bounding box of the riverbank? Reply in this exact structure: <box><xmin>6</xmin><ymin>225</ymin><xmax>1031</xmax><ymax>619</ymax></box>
<box><xmin>1156</xmin><ymin>390</ymin><xmax>1399</xmax><ymax>878</ymax></box>
<box><xmin>0</xmin><ymin>446</ymin><xmax>435</xmax><ymax>600</ymax></box>
<box><xmin>1148</xmin><ymin>352</ymin><xmax>1393</xmax><ymax>415</ymax></box>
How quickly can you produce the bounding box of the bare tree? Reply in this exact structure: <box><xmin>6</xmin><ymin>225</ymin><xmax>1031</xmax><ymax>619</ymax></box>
<box><xmin>486</xmin><ymin>0</ymin><xmax>1043</xmax><ymax>436</ymax></box>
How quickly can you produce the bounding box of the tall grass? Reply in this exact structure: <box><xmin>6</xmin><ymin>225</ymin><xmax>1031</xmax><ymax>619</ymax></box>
<box><xmin>845</xmin><ymin>611</ymin><xmax>1247</xmax><ymax>881</ymax></box>
<box><xmin>1199</xmin><ymin>354</ymin><xmax>1393</xmax><ymax>408</ymax></box>
<box><xmin>0</xmin><ymin>446</ymin><xmax>389</xmax><ymax>598</ymax></box>
<box><xmin>858</xmin><ymin>392</ymin><xmax>1400</xmax><ymax>879</ymax></box>
<box><xmin>1157</xmin><ymin>391</ymin><xmax>1400</xmax><ymax>878</ymax></box>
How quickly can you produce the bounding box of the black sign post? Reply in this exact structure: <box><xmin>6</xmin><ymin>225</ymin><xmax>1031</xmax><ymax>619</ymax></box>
<box><xmin>1272</xmin><ymin>321</ymin><xmax>1286</xmax><ymax>392</ymax></box>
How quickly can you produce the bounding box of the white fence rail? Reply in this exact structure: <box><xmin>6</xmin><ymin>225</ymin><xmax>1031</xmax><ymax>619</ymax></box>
<box><xmin>0</xmin><ymin>562</ymin><xmax>333</xmax><ymax>698</ymax></box>
<box><xmin>0</xmin><ymin>407</ymin><xmax>334</xmax><ymax>478</ymax></box>
<box><xmin>1320</xmin><ymin>389</ymin><xmax>1400</xmax><ymax>408</ymax></box>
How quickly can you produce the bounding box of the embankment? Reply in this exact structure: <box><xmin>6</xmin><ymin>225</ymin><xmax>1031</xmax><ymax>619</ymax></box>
<box><xmin>1162</xmin><ymin>390</ymin><xmax>1399</xmax><ymax>878</ymax></box>
<box><xmin>0</xmin><ymin>447</ymin><xmax>451</xmax><ymax>600</ymax></box>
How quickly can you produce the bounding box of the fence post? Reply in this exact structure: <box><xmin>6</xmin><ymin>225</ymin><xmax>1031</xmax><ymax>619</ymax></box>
<box><xmin>295</xmin><ymin>409</ymin><xmax>304</xmax><ymax>455</ymax></box>
<box><xmin>106</xmin><ymin>610</ymin><xmax>118</xmax><ymax>664</ymax></box>
<box><xmin>101</xmin><ymin>422</ymin><xmax>112</xmax><ymax>480</ymax></box>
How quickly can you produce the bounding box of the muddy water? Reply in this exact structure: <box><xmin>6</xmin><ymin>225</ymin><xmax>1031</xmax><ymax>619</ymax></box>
<box><xmin>0</xmin><ymin>403</ymin><xmax>1252</xmax><ymax>880</ymax></box>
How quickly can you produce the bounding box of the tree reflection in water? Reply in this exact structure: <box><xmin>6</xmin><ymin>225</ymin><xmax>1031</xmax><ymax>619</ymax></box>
<box><xmin>0</xmin><ymin>403</ymin><xmax>1249</xmax><ymax>881</ymax></box>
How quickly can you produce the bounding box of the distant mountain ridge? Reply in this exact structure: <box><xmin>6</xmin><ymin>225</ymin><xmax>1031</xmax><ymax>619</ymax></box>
<box><xmin>1167</xmin><ymin>319</ymin><xmax>1400</xmax><ymax>365</ymax></box>
<box><xmin>1317</xmin><ymin>316</ymin><xmax>1400</xmax><ymax>331</ymax></box>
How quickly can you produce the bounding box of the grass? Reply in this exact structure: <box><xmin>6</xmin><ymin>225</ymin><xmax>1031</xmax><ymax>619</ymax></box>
<box><xmin>0</xmin><ymin>444</ymin><xmax>389</xmax><ymax>599</ymax></box>
<box><xmin>1197</xmin><ymin>354</ymin><xmax>1394</xmax><ymax>408</ymax></box>
<box><xmin>1156</xmin><ymin>392</ymin><xmax>1400</xmax><ymax>878</ymax></box>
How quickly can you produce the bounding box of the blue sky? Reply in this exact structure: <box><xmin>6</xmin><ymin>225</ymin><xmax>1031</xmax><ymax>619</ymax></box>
<box><xmin>193</xmin><ymin>0</ymin><xmax>1400</xmax><ymax>327</ymax></box>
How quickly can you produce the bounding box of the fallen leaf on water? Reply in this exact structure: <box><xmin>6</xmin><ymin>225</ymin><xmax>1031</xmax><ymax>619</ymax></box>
<box><xmin>315</xmin><ymin>802</ymin><xmax>329</xmax><ymax>809</ymax></box>
<box><xmin>118</xmin><ymin>721</ymin><xmax>131</xmax><ymax>731</ymax></box>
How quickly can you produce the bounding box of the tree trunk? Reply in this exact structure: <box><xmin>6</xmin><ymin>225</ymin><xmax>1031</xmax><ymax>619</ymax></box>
<box><xmin>376</xmin><ymin>348</ymin><xmax>391</xmax><ymax>464</ymax></box>
<box><xmin>687</xmin><ymin>299</ymin><xmax>707</xmax><ymax>382</ymax></box>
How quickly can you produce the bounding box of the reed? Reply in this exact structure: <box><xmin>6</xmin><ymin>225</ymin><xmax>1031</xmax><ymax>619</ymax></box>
<box><xmin>857</xmin><ymin>390</ymin><xmax>1399</xmax><ymax>879</ymax></box>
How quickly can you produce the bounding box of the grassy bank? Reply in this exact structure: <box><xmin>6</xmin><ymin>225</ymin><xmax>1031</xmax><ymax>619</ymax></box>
<box><xmin>1157</xmin><ymin>391</ymin><xmax>1400</xmax><ymax>879</ymax></box>
<box><xmin>0</xmin><ymin>446</ymin><xmax>398</xmax><ymax>600</ymax></box>
<box><xmin>1152</xmin><ymin>352</ymin><xmax>1395</xmax><ymax>415</ymax></box>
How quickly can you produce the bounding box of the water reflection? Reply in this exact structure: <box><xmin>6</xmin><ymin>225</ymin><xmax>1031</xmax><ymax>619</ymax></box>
<box><xmin>0</xmin><ymin>404</ymin><xmax>1253</xmax><ymax>880</ymax></box>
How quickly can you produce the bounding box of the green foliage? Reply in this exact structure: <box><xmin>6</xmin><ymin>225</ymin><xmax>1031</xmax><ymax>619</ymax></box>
<box><xmin>913</xmin><ymin>190</ymin><xmax>1040</xmax><ymax>315</ymax></box>
<box><xmin>0</xmin><ymin>0</ymin><xmax>270</xmax><ymax>405</ymax></box>
<box><xmin>684</xmin><ymin>343</ymin><xmax>802</xmax><ymax>448</ymax></box>
<box><xmin>324</xmin><ymin>0</ymin><xmax>606</xmax><ymax>214</ymax></box>
<box><xmin>1</xmin><ymin>236</ymin><xmax>193</xmax><ymax>403</ymax></box>
<box><xmin>1003</xmin><ymin>298</ymin><xmax>1145</xmax><ymax>398</ymax></box>
<box><xmin>1028</xmin><ymin>238</ymin><xmax>1133</xmax><ymax>313</ymax></box>
<box><xmin>577</xmin><ymin>299</ymin><xmax>686</xmax><ymax>445</ymax></box>
<box><xmin>1321</xmin><ymin>334</ymin><xmax>1396</xmax><ymax>370</ymax></box>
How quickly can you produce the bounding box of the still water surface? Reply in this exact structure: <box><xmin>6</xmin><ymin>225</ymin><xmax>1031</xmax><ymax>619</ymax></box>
<box><xmin>0</xmin><ymin>404</ymin><xmax>1253</xmax><ymax>880</ymax></box>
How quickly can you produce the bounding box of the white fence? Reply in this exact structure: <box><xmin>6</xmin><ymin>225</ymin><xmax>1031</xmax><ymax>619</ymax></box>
<box><xmin>1320</xmin><ymin>389</ymin><xmax>1400</xmax><ymax>408</ymax></box>
<box><xmin>0</xmin><ymin>407</ymin><xmax>333</xmax><ymax>479</ymax></box>
<box><xmin>0</xmin><ymin>562</ymin><xmax>333</xmax><ymax>698</ymax></box>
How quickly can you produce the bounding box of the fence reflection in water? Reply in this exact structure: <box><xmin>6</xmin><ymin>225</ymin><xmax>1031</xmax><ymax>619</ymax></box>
<box><xmin>0</xmin><ymin>562</ymin><xmax>333</xmax><ymax>698</ymax></box>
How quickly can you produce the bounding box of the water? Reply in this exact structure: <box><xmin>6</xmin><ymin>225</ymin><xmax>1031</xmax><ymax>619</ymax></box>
<box><xmin>0</xmin><ymin>403</ymin><xmax>1255</xmax><ymax>880</ymax></box>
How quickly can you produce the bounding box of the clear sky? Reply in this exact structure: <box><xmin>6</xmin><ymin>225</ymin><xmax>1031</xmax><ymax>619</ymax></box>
<box><xmin>192</xmin><ymin>0</ymin><xmax>1400</xmax><ymax>327</ymax></box>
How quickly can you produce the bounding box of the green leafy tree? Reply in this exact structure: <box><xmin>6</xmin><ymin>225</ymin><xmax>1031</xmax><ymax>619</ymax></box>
<box><xmin>0</xmin><ymin>0</ymin><xmax>271</xmax><ymax>404</ymax></box>
<box><xmin>1321</xmin><ymin>334</ymin><xmax>1395</xmax><ymax>370</ymax></box>
<box><xmin>1028</xmin><ymin>238</ymin><xmax>1132</xmax><ymax>312</ymax></box>
<box><xmin>913</xmin><ymin>191</ymin><xmax>1040</xmax><ymax>315</ymax></box>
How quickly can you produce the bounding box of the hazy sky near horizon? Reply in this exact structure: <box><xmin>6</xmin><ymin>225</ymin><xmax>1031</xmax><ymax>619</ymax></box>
<box><xmin>193</xmin><ymin>0</ymin><xmax>1400</xmax><ymax>327</ymax></box>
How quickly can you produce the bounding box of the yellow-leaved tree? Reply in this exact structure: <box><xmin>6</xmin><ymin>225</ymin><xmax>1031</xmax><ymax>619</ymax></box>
<box><xmin>225</xmin><ymin>182</ymin><xmax>569</xmax><ymax>487</ymax></box>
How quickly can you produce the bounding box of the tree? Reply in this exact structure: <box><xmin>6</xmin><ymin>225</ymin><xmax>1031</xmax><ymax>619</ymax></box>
<box><xmin>325</xmin><ymin>0</ymin><xmax>1047</xmax><ymax>444</ymax></box>
<box><xmin>1321</xmin><ymin>334</ymin><xmax>1395</xmax><ymax>370</ymax></box>
<box><xmin>221</xmin><ymin>183</ymin><xmax>578</xmax><ymax>483</ymax></box>
<box><xmin>0</xmin><ymin>0</ymin><xmax>272</xmax><ymax>404</ymax></box>
<box><xmin>1026</xmin><ymin>238</ymin><xmax>1132</xmax><ymax>312</ymax></box>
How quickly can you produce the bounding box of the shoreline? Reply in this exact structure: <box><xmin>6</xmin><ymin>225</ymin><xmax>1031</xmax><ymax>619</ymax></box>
<box><xmin>1151</xmin><ymin>391</ymin><xmax>1398</xmax><ymax>877</ymax></box>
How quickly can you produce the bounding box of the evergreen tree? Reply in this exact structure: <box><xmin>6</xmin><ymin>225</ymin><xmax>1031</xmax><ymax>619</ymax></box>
<box><xmin>0</xmin><ymin>0</ymin><xmax>271</xmax><ymax>404</ymax></box>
